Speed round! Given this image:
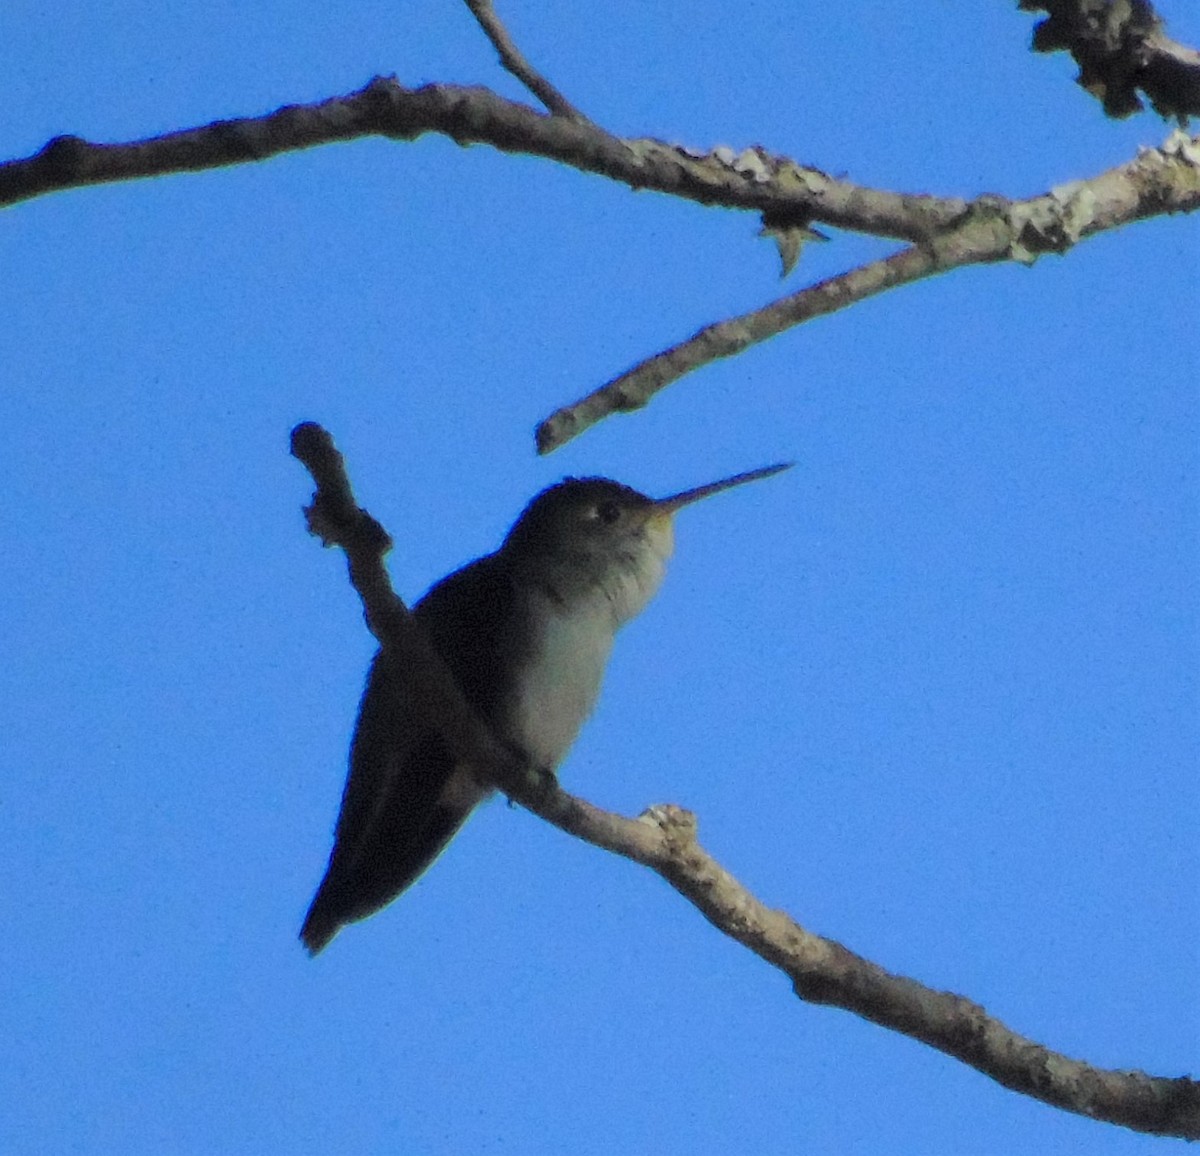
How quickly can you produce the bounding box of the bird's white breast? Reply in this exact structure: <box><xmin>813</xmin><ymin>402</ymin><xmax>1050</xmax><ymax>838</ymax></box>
<box><xmin>497</xmin><ymin>515</ymin><xmax>673</xmax><ymax>771</ymax></box>
<box><xmin>500</xmin><ymin>588</ymin><xmax>617</xmax><ymax>771</ymax></box>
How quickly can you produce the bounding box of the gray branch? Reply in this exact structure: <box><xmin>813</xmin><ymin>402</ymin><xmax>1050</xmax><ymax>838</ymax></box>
<box><xmin>5</xmin><ymin>78</ymin><xmax>1196</xmax><ymax>455</ymax></box>
<box><xmin>0</xmin><ymin>78</ymin><xmax>968</xmax><ymax>242</ymax></box>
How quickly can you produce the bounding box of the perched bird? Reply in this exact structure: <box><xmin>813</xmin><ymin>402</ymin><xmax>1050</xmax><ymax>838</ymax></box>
<box><xmin>300</xmin><ymin>463</ymin><xmax>790</xmax><ymax>954</ymax></box>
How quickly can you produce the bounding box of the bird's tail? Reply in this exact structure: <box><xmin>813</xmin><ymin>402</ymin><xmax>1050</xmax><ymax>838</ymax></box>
<box><xmin>299</xmin><ymin>800</ymin><xmax>475</xmax><ymax>955</ymax></box>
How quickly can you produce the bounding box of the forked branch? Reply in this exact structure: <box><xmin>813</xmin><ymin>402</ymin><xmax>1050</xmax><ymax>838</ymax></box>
<box><xmin>462</xmin><ymin>0</ymin><xmax>588</xmax><ymax>122</ymax></box>
<box><xmin>536</xmin><ymin>132</ymin><xmax>1200</xmax><ymax>452</ymax></box>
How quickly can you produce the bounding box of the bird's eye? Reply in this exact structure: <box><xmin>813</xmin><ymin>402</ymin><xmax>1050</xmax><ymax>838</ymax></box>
<box><xmin>595</xmin><ymin>501</ymin><xmax>622</xmax><ymax>524</ymax></box>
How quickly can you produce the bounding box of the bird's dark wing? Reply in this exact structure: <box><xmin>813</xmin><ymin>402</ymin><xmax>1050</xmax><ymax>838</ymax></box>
<box><xmin>299</xmin><ymin>552</ymin><xmax>523</xmax><ymax>954</ymax></box>
<box><xmin>298</xmin><ymin>657</ymin><xmax>469</xmax><ymax>954</ymax></box>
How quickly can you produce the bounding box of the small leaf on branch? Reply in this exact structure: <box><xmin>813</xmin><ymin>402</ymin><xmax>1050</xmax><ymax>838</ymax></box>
<box><xmin>759</xmin><ymin>216</ymin><xmax>829</xmax><ymax>277</ymax></box>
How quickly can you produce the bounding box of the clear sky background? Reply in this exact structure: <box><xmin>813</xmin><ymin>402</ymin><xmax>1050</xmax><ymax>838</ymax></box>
<box><xmin>3</xmin><ymin>3</ymin><xmax>1198</xmax><ymax>1153</ymax></box>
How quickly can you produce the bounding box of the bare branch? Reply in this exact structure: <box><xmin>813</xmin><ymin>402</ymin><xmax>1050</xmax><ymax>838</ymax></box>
<box><xmin>291</xmin><ymin>422</ymin><xmax>1200</xmax><ymax>1140</ymax></box>
<box><xmin>538</xmin><ymin>245</ymin><xmax>942</xmax><ymax>454</ymax></box>
<box><xmin>463</xmin><ymin>0</ymin><xmax>588</xmax><ymax>122</ymax></box>
<box><xmin>537</xmin><ymin>132</ymin><xmax>1200</xmax><ymax>452</ymax></box>
<box><xmin>0</xmin><ymin>79</ymin><xmax>968</xmax><ymax>242</ymax></box>
<box><xmin>1020</xmin><ymin>0</ymin><xmax>1200</xmax><ymax>119</ymax></box>
<box><xmin>9</xmin><ymin>81</ymin><xmax>1196</xmax><ymax>459</ymax></box>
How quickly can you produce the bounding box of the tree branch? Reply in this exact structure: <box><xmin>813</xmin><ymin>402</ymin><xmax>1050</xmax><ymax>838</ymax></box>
<box><xmin>462</xmin><ymin>0</ymin><xmax>589</xmax><ymax>122</ymax></box>
<box><xmin>290</xmin><ymin>421</ymin><xmax>1200</xmax><ymax>1140</ymax></box>
<box><xmin>7</xmin><ymin>78</ymin><xmax>1197</xmax><ymax>460</ymax></box>
<box><xmin>537</xmin><ymin>130</ymin><xmax>1200</xmax><ymax>452</ymax></box>
<box><xmin>1020</xmin><ymin>0</ymin><xmax>1200</xmax><ymax>120</ymax></box>
<box><xmin>0</xmin><ymin>78</ymin><xmax>968</xmax><ymax>242</ymax></box>
<box><xmin>537</xmin><ymin>245</ymin><xmax>943</xmax><ymax>454</ymax></box>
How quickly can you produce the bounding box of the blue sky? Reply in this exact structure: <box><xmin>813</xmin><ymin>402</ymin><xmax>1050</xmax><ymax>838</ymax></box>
<box><xmin>3</xmin><ymin>2</ymin><xmax>1198</xmax><ymax>1153</ymax></box>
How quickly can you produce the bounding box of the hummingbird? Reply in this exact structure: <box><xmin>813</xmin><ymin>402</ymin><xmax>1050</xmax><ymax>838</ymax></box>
<box><xmin>299</xmin><ymin>462</ymin><xmax>790</xmax><ymax>954</ymax></box>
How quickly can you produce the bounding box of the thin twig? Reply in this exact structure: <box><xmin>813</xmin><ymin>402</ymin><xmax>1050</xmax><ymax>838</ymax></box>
<box><xmin>537</xmin><ymin>245</ymin><xmax>942</xmax><ymax>453</ymax></box>
<box><xmin>290</xmin><ymin>421</ymin><xmax>1200</xmax><ymax>1140</ymax></box>
<box><xmin>463</xmin><ymin>0</ymin><xmax>588</xmax><ymax>122</ymax></box>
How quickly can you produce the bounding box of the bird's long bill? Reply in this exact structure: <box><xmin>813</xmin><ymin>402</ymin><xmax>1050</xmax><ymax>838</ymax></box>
<box><xmin>653</xmin><ymin>462</ymin><xmax>793</xmax><ymax>514</ymax></box>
